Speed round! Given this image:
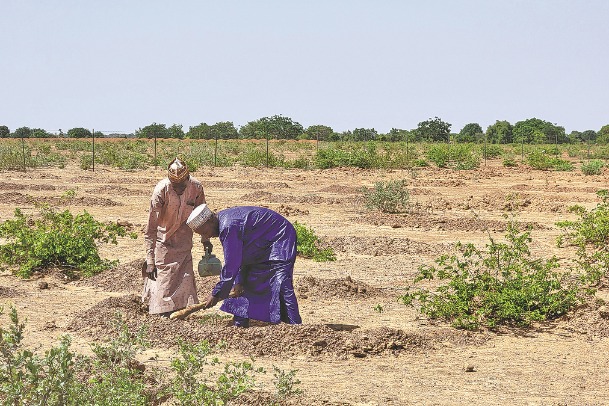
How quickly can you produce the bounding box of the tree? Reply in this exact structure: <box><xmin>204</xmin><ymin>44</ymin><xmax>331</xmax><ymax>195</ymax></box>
<box><xmin>415</xmin><ymin>117</ymin><xmax>451</xmax><ymax>142</ymax></box>
<box><xmin>456</xmin><ymin>123</ymin><xmax>483</xmax><ymax>143</ymax></box>
<box><xmin>135</xmin><ymin>123</ymin><xmax>170</xmax><ymax>139</ymax></box>
<box><xmin>0</xmin><ymin>125</ymin><xmax>10</xmax><ymax>138</ymax></box>
<box><xmin>513</xmin><ymin>118</ymin><xmax>566</xmax><ymax>144</ymax></box>
<box><xmin>211</xmin><ymin>121</ymin><xmax>238</xmax><ymax>139</ymax></box>
<box><xmin>351</xmin><ymin>128</ymin><xmax>378</xmax><ymax>141</ymax></box>
<box><xmin>380</xmin><ymin>128</ymin><xmax>409</xmax><ymax>142</ymax></box>
<box><xmin>13</xmin><ymin>127</ymin><xmax>32</xmax><ymax>138</ymax></box>
<box><xmin>261</xmin><ymin>115</ymin><xmax>304</xmax><ymax>140</ymax></box>
<box><xmin>187</xmin><ymin>123</ymin><xmax>212</xmax><ymax>139</ymax></box>
<box><xmin>597</xmin><ymin>125</ymin><xmax>609</xmax><ymax>144</ymax></box>
<box><xmin>67</xmin><ymin>128</ymin><xmax>92</xmax><ymax>138</ymax></box>
<box><xmin>486</xmin><ymin>120</ymin><xmax>513</xmax><ymax>144</ymax></box>
<box><xmin>240</xmin><ymin>116</ymin><xmax>304</xmax><ymax>140</ymax></box>
<box><xmin>167</xmin><ymin>124</ymin><xmax>184</xmax><ymax>139</ymax></box>
<box><xmin>30</xmin><ymin>128</ymin><xmax>51</xmax><ymax>138</ymax></box>
<box><xmin>304</xmin><ymin>125</ymin><xmax>334</xmax><ymax>141</ymax></box>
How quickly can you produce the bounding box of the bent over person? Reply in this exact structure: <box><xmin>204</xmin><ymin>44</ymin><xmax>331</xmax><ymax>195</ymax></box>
<box><xmin>143</xmin><ymin>157</ymin><xmax>210</xmax><ymax>316</ymax></box>
<box><xmin>186</xmin><ymin>204</ymin><xmax>302</xmax><ymax>327</ymax></box>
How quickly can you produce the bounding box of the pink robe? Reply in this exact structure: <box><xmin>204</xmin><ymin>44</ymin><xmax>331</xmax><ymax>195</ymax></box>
<box><xmin>143</xmin><ymin>176</ymin><xmax>206</xmax><ymax>314</ymax></box>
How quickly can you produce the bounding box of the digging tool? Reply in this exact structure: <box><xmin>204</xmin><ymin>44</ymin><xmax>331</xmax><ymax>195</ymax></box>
<box><xmin>169</xmin><ymin>303</ymin><xmax>208</xmax><ymax>320</ymax></box>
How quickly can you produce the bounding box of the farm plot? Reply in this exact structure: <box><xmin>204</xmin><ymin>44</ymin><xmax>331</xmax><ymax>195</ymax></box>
<box><xmin>1</xmin><ymin>160</ymin><xmax>609</xmax><ymax>405</ymax></box>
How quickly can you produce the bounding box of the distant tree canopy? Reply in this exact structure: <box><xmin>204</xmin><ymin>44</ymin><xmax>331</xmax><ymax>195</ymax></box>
<box><xmin>415</xmin><ymin>117</ymin><xmax>451</xmax><ymax>142</ymax></box>
<box><xmin>486</xmin><ymin>120</ymin><xmax>513</xmax><ymax>144</ymax></box>
<box><xmin>304</xmin><ymin>125</ymin><xmax>334</xmax><ymax>141</ymax></box>
<box><xmin>187</xmin><ymin>121</ymin><xmax>238</xmax><ymax>139</ymax></box>
<box><xmin>597</xmin><ymin>125</ymin><xmax>609</xmax><ymax>144</ymax></box>
<box><xmin>240</xmin><ymin>115</ymin><xmax>304</xmax><ymax>140</ymax></box>
<box><xmin>0</xmin><ymin>126</ymin><xmax>10</xmax><ymax>138</ymax></box>
<box><xmin>512</xmin><ymin>118</ymin><xmax>567</xmax><ymax>144</ymax></box>
<box><xmin>135</xmin><ymin>123</ymin><xmax>177</xmax><ymax>139</ymax></box>
<box><xmin>67</xmin><ymin>128</ymin><xmax>92</xmax><ymax>138</ymax></box>
<box><xmin>456</xmin><ymin>123</ymin><xmax>483</xmax><ymax>143</ymax></box>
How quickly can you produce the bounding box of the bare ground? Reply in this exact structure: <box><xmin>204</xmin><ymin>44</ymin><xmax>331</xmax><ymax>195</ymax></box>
<box><xmin>1</xmin><ymin>161</ymin><xmax>609</xmax><ymax>405</ymax></box>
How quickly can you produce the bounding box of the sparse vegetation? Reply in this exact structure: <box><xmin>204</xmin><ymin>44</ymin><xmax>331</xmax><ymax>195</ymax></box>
<box><xmin>293</xmin><ymin>221</ymin><xmax>336</xmax><ymax>262</ymax></box>
<box><xmin>400</xmin><ymin>222</ymin><xmax>581</xmax><ymax>330</ymax></box>
<box><xmin>0</xmin><ymin>206</ymin><xmax>131</xmax><ymax>278</ymax></box>
<box><xmin>363</xmin><ymin>179</ymin><xmax>410</xmax><ymax>213</ymax></box>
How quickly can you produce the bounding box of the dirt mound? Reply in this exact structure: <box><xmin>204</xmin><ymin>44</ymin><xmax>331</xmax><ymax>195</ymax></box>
<box><xmin>68</xmin><ymin>295</ymin><xmax>488</xmax><ymax>359</ymax></box>
<box><xmin>274</xmin><ymin>204</ymin><xmax>309</xmax><ymax>217</ymax></box>
<box><xmin>84</xmin><ymin>185</ymin><xmax>147</xmax><ymax>196</ymax></box>
<box><xmin>0</xmin><ymin>192</ymin><xmax>121</xmax><ymax>208</ymax></box>
<box><xmin>205</xmin><ymin>180</ymin><xmax>290</xmax><ymax>190</ymax></box>
<box><xmin>240</xmin><ymin>191</ymin><xmax>349</xmax><ymax>205</ymax></box>
<box><xmin>296</xmin><ymin>276</ymin><xmax>380</xmax><ymax>299</ymax></box>
<box><xmin>0</xmin><ymin>182</ymin><xmax>56</xmax><ymax>191</ymax></box>
<box><xmin>456</xmin><ymin>192</ymin><xmax>588</xmax><ymax>213</ymax></box>
<box><xmin>326</xmin><ymin>236</ymin><xmax>448</xmax><ymax>257</ymax></box>
<box><xmin>357</xmin><ymin>212</ymin><xmax>543</xmax><ymax>232</ymax></box>
<box><xmin>557</xmin><ymin>302</ymin><xmax>609</xmax><ymax>338</ymax></box>
<box><xmin>0</xmin><ymin>286</ymin><xmax>18</xmax><ymax>298</ymax></box>
<box><xmin>317</xmin><ymin>185</ymin><xmax>362</xmax><ymax>194</ymax></box>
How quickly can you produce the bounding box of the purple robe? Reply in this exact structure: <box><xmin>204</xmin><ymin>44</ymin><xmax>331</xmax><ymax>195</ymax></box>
<box><xmin>212</xmin><ymin>207</ymin><xmax>302</xmax><ymax>324</ymax></box>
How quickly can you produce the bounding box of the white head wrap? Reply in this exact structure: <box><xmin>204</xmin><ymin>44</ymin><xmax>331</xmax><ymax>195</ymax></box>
<box><xmin>187</xmin><ymin>204</ymin><xmax>213</xmax><ymax>230</ymax></box>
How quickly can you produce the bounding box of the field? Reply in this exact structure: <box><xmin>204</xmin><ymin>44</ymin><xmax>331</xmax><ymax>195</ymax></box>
<box><xmin>1</xmin><ymin>143</ymin><xmax>609</xmax><ymax>405</ymax></box>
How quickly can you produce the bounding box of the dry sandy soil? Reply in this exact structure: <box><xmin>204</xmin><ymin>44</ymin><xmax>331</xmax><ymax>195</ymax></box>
<box><xmin>1</xmin><ymin>160</ymin><xmax>609</xmax><ymax>405</ymax></box>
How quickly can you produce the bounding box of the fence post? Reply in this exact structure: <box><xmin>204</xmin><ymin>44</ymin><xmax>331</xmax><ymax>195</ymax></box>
<box><xmin>266</xmin><ymin>133</ymin><xmax>269</xmax><ymax>168</ymax></box>
<box><xmin>21</xmin><ymin>136</ymin><xmax>26</xmax><ymax>172</ymax></box>
<box><xmin>92</xmin><ymin>128</ymin><xmax>95</xmax><ymax>172</ymax></box>
<box><xmin>214</xmin><ymin>133</ymin><xmax>218</xmax><ymax>167</ymax></box>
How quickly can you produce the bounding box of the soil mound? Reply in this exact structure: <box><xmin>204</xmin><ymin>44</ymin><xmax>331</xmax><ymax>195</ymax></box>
<box><xmin>68</xmin><ymin>295</ymin><xmax>488</xmax><ymax>359</ymax></box>
<box><xmin>0</xmin><ymin>192</ymin><xmax>121</xmax><ymax>207</ymax></box>
<box><xmin>326</xmin><ymin>236</ymin><xmax>448</xmax><ymax>257</ymax></box>
<box><xmin>358</xmin><ymin>212</ymin><xmax>544</xmax><ymax>232</ymax></box>
<box><xmin>317</xmin><ymin>185</ymin><xmax>362</xmax><ymax>194</ymax></box>
<box><xmin>0</xmin><ymin>182</ymin><xmax>56</xmax><ymax>191</ymax></box>
<box><xmin>240</xmin><ymin>191</ymin><xmax>349</xmax><ymax>206</ymax></box>
<box><xmin>0</xmin><ymin>286</ymin><xmax>18</xmax><ymax>298</ymax></box>
<box><xmin>296</xmin><ymin>275</ymin><xmax>380</xmax><ymax>299</ymax></box>
<box><xmin>205</xmin><ymin>180</ymin><xmax>290</xmax><ymax>190</ymax></box>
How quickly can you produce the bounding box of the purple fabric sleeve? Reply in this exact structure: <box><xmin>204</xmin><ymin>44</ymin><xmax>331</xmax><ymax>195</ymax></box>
<box><xmin>212</xmin><ymin>221</ymin><xmax>243</xmax><ymax>298</ymax></box>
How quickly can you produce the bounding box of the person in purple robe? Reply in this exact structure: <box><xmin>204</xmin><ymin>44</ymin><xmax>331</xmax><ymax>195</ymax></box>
<box><xmin>186</xmin><ymin>204</ymin><xmax>302</xmax><ymax>328</ymax></box>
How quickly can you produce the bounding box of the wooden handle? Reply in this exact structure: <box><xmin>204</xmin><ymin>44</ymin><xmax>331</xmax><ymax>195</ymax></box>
<box><xmin>169</xmin><ymin>303</ymin><xmax>207</xmax><ymax>320</ymax></box>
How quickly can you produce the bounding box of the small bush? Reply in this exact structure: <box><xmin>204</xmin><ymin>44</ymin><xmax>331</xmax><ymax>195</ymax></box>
<box><xmin>557</xmin><ymin>190</ymin><xmax>609</xmax><ymax>285</ymax></box>
<box><xmin>581</xmin><ymin>160</ymin><xmax>605</xmax><ymax>175</ymax></box>
<box><xmin>503</xmin><ymin>156</ymin><xmax>518</xmax><ymax>167</ymax></box>
<box><xmin>273</xmin><ymin>365</ymin><xmax>302</xmax><ymax>399</ymax></box>
<box><xmin>0</xmin><ymin>206</ymin><xmax>129</xmax><ymax>278</ymax></box>
<box><xmin>363</xmin><ymin>179</ymin><xmax>410</xmax><ymax>213</ymax></box>
<box><xmin>400</xmin><ymin>223</ymin><xmax>581</xmax><ymax>330</ymax></box>
<box><xmin>293</xmin><ymin>221</ymin><xmax>336</xmax><ymax>262</ymax></box>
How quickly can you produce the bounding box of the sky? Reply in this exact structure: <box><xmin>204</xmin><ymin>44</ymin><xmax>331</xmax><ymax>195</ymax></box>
<box><xmin>1</xmin><ymin>1</ymin><xmax>608</xmax><ymax>135</ymax></box>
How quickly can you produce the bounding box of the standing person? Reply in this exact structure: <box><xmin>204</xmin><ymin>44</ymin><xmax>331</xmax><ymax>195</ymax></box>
<box><xmin>143</xmin><ymin>157</ymin><xmax>211</xmax><ymax>316</ymax></box>
<box><xmin>186</xmin><ymin>204</ymin><xmax>302</xmax><ymax>327</ymax></box>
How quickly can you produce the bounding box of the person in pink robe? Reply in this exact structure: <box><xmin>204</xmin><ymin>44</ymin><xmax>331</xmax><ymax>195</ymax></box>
<box><xmin>142</xmin><ymin>158</ymin><xmax>209</xmax><ymax>316</ymax></box>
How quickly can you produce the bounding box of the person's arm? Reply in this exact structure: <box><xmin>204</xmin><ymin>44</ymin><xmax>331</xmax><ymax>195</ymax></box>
<box><xmin>211</xmin><ymin>224</ymin><xmax>243</xmax><ymax>300</ymax></box>
<box><xmin>144</xmin><ymin>186</ymin><xmax>164</xmax><ymax>277</ymax></box>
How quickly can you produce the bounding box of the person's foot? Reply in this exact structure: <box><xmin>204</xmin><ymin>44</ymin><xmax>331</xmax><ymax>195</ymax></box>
<box><xmin>159</xmin><ymin>311</ymin><xmax>173</xmax><ymax>318</ymax></box>
<box><xmin>233</xmin><ymin>315</ymin><xmax>249</xmax><ymax>328</ymax></box>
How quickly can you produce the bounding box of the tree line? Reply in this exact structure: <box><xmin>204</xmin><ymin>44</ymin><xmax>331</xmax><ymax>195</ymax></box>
<box><xmin>2</xmin><ymin>115</ymin><xmax>608</xmax><ymax>144</ymax></box>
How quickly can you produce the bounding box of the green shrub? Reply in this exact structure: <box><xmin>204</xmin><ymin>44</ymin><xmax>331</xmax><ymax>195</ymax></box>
<box><xmin>363</xmin><ymin>179</ymin><xmax>410</xmax><ymax>213</ymax></box>
<box><xmin>483</xmin><ymin>144</ymin><xmax>503</xmax><ymax>159</ymax></box>
<box><xmin>426</xmin><ymin>145</ymin><xmax>450</xmax><ymax>168</ymax></box>
<box><xmin>503</xmin><ymin>156</ymin><xmax>518</xmax><ymax>167</ymax></box>
<box><xmin>169</xmin><ymin>340</ymin><xmax>262</xmax><ymax>405</ymax></box>
<box><xmin>400</xmin><ymin>223</ymin><xmax>581</xmax><ymax>330</ymax></box>
<box><xmin>0</xmin><ymin>206</ymin><xmax>130</xmax><ymax>278</ymax></box>
<box><xmin>581</xmin><ymin>160</ymin><xmax>605</xmax><ymax>175</ymax></box>
<box><xmin>557</xmin><ymin>190</ymin><xmax>609</xmax><ymax>285</ymax></box>
<box><xmin>553</xmin><ymin>159</ymin><xmax>574</xmax><ymax>171</ymax></box>
<box><xmin>527</xmin><ymin>151</ymin><xmax>573</xmax><ymax>171</ymax></box>
<box><xmin>0</xmin><ymin>306</ymin><xmax>78</xmax><ymax>406</ymax></box>
<box><xmin>293</xmin><ymin>221</ymin><xmax>336</xmax><ymax>262</ymax></box>
<box><xmin>273</xmin><ymin>365</ymin><xmax>302</xmax><ymax>399</ymax></box>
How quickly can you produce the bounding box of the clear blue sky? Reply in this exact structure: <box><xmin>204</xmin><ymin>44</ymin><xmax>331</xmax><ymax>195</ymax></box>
<box><xmin>1</xmin><ymin>1</ymin><xmax>607</xmax><ymax>135</ymax></box>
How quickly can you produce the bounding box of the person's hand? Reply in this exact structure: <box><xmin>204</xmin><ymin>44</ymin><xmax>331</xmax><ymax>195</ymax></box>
<box><xmin>229</xmin><ymin>283</ymin><xmax>244</xmax><ymax>298</ymax></box>
<box><xmin>145</xmin><ymin>264</ymin><xmax>157</xmax><ymax>281</ymax></box>
<box><xmin>202</xmin><ymin>240</ymin><xmax>213</xmax><ymax>254</ymax></box>
<box><xmin>204</xmin><ymin>294</ymin><xmax>219</xmax><ymax>309</ymax></box>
